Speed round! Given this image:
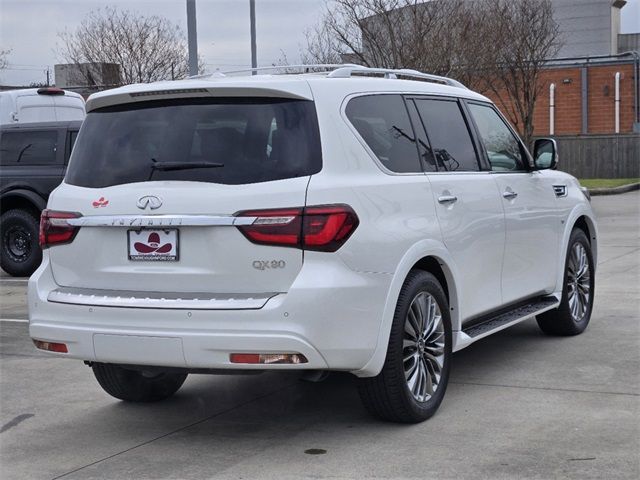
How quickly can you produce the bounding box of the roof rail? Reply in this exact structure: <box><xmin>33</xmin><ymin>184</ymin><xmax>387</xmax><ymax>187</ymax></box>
<box><xmin>188</xmin><ymin>64</ymin><xmax>466</xmax><ymax>89</ymax></box>
<box><xmin>221</xmin><ymin>64</ymin><xmax>362</xmax><ymax>76</ymax></box>
<box><xmin>327</xmin><ymin>66</ymin><xmax>467</xmax><ymax>89</ymax></box>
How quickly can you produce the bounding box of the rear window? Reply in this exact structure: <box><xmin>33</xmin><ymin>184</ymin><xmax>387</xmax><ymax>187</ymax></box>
<box><xmin>65</xmin><ymin>97</ymin><xmax>322</xmax><ymax>188</ymax></box>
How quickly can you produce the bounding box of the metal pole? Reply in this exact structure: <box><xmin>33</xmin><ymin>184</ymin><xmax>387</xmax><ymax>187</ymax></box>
<box><xmin>186</xmin><ymin>0</ymin><xmax>198</xmax><ymax>77</ymax></box>
<box><xmin>581</xmin><ymin>66</ymin><xmax>588</xmax><ymax>135</ymax></box>
<box><xmin>250</xmin><ymin>0</ymin><xmax>257</xmax><ymax>75</ymax></box>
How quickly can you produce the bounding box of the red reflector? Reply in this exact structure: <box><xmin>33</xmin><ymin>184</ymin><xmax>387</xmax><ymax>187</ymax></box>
<box><xmin>230</xmin><ymin>353</ymin><xmax>261</xmax><ymax>364</ymax></box>
<box><xmin>39</xmin><ymin>210</ymin><xmax>82</xmax><ymax>249</ymax></box>
<box><xmin>230</xmin><ymin>353</ymin><xmax>308</xmax><ymax>364</ymax></box>
<box><xmin>37</xmin><ymin>87</ymin><xmax>65</xmax><ymax>95</ymax></box>
<box><xmin>236</xmin><ymin>205</ymin><xmax>358</xmax><ymax>252</ymax></box>
<box><xmin>33</xmin><ymin>339</ymin><xmax>68</xmax><ymax>353</ymax></box>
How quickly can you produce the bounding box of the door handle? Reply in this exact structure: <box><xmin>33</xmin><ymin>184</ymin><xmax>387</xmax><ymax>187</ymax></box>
<box><xmin>438</xmin><ymin>195</ymin><xmax>458</xmax><ymax>204</ymax></box>
<box><xmin>503</xmin><ymin>190</ymin><xmax>518</xmax><ymax>200</ymax></box>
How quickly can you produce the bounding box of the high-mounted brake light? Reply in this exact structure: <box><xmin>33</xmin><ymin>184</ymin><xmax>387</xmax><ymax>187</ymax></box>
<box><xmin>37</xmin><ymin>87</ymin><xmax>65</xmax><ymax>96</ymax></box>
<box><xmin>39</xmin><ymin>210</ymin><xmax>82</xmax><ymax>249</ymax></box>
<box><xmin>236</xmin><ymin>204</ymin><xmax>359</xmax><ymax>252</ymax></box>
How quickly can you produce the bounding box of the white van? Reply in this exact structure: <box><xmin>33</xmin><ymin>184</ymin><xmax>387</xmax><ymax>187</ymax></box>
<box><xmin>0</xmin><ymin>88</ymin><xmax>85</xmax><ymax>125</ymax></box>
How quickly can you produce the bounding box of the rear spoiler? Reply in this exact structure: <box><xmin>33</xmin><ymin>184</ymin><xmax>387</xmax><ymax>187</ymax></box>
<box><xmin>85</xmin><ymin>82</ymin><xmax>314</xmax><ymax>112</ymax></box>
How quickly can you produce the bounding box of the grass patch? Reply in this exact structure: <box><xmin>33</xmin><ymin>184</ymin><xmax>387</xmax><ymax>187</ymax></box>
<box><xmin>579</xmin><ymin>178</ymin><xmax>640</xmax><ymax>189</ymax></box>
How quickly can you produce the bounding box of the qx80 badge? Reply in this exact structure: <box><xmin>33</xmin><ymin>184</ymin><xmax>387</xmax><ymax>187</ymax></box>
<box><xmin>253</xmin><ymin>260</ymin><xmax>286</xmax><ymax>271</ymax></box>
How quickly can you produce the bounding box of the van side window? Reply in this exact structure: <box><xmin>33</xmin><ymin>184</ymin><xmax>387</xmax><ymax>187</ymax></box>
<box><xmin>414</xmin><ymin>99</ymin><xmax>480</xmax><ymax>172</ymax></box>
<box><xmin>345</xmin><ymin>95</ymin><xmax>421</xmax><ymax>173</ymax></box>
<box><xmin>467</xmin><ymin>103</ymin><xmax>526</xmax><ymax>171</ymax></box>
<box><xmin>0</xmin><ymin>130</ymin><xmax>58</xmax><ymax>166</ymax></box>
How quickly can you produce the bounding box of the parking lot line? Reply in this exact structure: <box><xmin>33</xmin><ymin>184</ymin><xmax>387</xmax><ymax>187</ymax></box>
<box><xmin>0</xmin><ymin>318</ymin><xmax>29</xmax><ymax>323</ymax></box>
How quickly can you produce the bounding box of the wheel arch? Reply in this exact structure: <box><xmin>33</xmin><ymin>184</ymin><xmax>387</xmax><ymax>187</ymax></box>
<box><xmin>555</xmin><ymin>207</ymin><xmax>598</xmax><ymax>293</ymax></box>
<box><xmin>352</xmin><ymin>240</ymin><xmax>460</xmax><ymax>378</ymax></box>
<box><xmin>1</xmin><ymin>189</ymin><xmax>46</xmax><ymax>217</ymax></box>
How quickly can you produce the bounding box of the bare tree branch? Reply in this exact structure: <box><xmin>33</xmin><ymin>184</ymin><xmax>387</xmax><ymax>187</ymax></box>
<box><xmin>302</xmin><ymin>0</ymin><xmax>562</xmax><ymax>146</ymax></box>
<box><xmin>56</xmin><ymin>7</ymin><xmax>202</xmax><ymax>86</ymax></box>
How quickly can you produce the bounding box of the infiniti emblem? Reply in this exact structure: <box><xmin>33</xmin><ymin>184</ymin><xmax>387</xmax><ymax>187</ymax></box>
<box><xmin>137</xmin><ymin>195</ymin><xmax>163</xmax><ymax>210</ymax></box>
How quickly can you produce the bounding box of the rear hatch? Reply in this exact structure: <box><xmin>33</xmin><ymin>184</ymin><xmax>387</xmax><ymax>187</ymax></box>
<box><xmin>47</xmin><ymin>95</ymin><xmax>322</xmax><ymax>300</ymax></box>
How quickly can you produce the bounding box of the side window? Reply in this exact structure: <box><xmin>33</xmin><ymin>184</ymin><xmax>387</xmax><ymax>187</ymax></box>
<box><xmin>0</xmin><ymin>130</ymin><xmax>59</xmax><ymax>166</ymax></box>
<box><xmin>66</xmin><ymin>130</ymin><xmax>79</xmax><ymax>163</ymax></box>
<box><xmin>468</xmin><ymin>103</ymin><xmax>526</xmax><ymax>172</ymax></box>
<box><xmin>69</xmin><ymin>131</ymin><xmax>78</xmax><ymax>152</ymax></box>
<box><xmin>414</xmin><ymin>99</ymin><xmax>479</xmax><ymax>172</ymax></box>
<box><xmin>345</xmin><ymin>95</ymin><xmax>421</xmax><ymax>173</ymax></box>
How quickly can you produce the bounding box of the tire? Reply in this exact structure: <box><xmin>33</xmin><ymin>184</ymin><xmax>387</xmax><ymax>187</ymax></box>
<box><xmin>537</xmin><ymin>228</ymin><xmax>594</xmax><ymax>336</ymax></box>
<box><xmin>358</xmin><ymin>270</ymin><xmax>452</xmax><ymax>423</ymax></box>
<box><xmin>1</xmin><ymin>208</ymin><xmax>42</xmax><ymax>277</ymax></box>
<box><xmin>92</xmin><ymin>363</ymin><xmax>188</xmax><ymax>402</ymax></box>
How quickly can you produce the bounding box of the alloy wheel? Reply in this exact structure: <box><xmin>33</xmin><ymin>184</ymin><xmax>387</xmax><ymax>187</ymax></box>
<box><xmin>403</xmin><ymin>292</ymin><xmax>445</xmax><ymax>402</ymax></box>
<box><xmin>567</xmin><ymin>242</ymin><xmax>591</xmax><ymax>322</ymax></box>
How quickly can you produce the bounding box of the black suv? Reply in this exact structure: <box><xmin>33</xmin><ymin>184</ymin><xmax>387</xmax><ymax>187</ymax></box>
<box><xmin>1</xmin><ymin>121</ymin><xmax>81</xmax><ymax>276</ymax></box>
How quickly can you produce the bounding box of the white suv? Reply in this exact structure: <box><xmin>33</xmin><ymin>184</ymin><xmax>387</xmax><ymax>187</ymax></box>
<box><xmin>29</xmin><ymin>66</ymin><xmax>597</xmax><ymax>423</ymax></box>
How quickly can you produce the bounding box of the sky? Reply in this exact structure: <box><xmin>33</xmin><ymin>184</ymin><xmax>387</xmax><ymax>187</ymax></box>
<box><xmin>0</xmin><ymin>0</ymin><xmax>326</xmax><ymax>85</ymax></box>
<box><xmin>1</xmin><ymin>0</ymin><xmax>639</xmax><ymax>86</ymax></box>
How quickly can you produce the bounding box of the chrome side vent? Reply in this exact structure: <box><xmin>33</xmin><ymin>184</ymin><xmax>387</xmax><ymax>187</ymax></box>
<box><xmin>553</xmin><ymin>185</ymin><xmax>567</xmax><ymax>197</ymax></box>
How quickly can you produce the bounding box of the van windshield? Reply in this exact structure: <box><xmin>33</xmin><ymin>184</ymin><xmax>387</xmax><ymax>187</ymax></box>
<box><xmin>65</xmin><ymin>97</ymin><xmax>322</xmax><ymax>188</ymax></box>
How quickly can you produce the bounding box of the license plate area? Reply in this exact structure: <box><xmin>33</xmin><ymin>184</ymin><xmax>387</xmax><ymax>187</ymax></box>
<box><xmin>128</xmin><ymin>229</ymin><xmax>179</xmax><ymax>261</ymax></box>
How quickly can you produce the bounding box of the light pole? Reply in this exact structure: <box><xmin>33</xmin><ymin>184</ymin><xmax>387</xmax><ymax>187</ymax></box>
<box><xmin>250</xmin><ymin>0</ymin><xmax>257</xmax><ymax>75</ymax></box>
<box><xmin>186</xmin><ymin>0</ymin><xmax>198</xmax><ymax>77</ymax></box>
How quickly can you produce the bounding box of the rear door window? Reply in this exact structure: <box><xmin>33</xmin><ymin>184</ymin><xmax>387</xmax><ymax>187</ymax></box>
<box><xmin>65</xmin><ymin>98</ymin><xmax>322</xmax><ymax>188</ymax></box>
<box><xmin>413</xmin><ymin>98</ymin><xmax>480</xmax><ymax>172</ymax></box>
<box><xmin>345</xmin><ymin>94</ymin><xmax>421</xmax><ymax>173</ymax></box>
<box><xmin>0</xmin><ymin>130</ymin><xmax>59</xmax><ymax>166</ymax></box>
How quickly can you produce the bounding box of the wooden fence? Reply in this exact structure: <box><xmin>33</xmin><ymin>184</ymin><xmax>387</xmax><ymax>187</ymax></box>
<box><xmin>547</xmin><ymin>134</ymin><xmax>640</xmax><ymax>179</ymax></box>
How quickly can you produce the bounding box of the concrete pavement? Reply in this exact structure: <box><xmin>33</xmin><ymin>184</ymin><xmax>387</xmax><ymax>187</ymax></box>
<box><xmin>1</xmin><ymin>192</ymin><xmax>638</xmax><ymax>479</ymax></box>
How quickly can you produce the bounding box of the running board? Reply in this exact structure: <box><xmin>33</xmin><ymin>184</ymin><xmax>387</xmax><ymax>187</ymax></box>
<box><xmin>452</xmin><ymin>296</ymin><xmax>560</xmax><ymax>352</ymax></box>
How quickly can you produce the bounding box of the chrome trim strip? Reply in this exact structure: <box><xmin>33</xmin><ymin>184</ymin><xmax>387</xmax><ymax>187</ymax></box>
<box><xmin>66</xmin><ymin>215</ymin><xmax>256</xmax><ymax>227</ymax></box>
<box><xmin>48</xmin><ymin>287</ymin><xmax>278</xmax><ymax>310</ymax></box>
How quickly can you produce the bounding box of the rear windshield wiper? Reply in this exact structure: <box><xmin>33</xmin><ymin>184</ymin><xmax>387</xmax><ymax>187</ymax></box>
<box><xmin>150</xmin><ymin>161</ymin><xmax>225</xmax><ymax>171</ymax></box>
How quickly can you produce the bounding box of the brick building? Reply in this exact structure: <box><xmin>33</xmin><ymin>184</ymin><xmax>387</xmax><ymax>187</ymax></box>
<box><xmin>487</xmin><ymin>57</ymin><xmax>639</xmax><ymax>136</ymax></box>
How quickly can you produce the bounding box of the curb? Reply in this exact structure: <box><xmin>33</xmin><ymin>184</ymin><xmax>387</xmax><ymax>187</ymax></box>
<box><xmin>588</xmin><ymin>183</ymin><xmax>640</xmax><ymax>196</ymax></box>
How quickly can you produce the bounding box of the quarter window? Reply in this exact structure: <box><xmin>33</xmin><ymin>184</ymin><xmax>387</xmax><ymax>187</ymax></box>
<box><xmin>345</xmin><ymin>95</ymin><xmax>421</xmax><ymax>173</ymax></box>
<box><xmin>468</xmin><ymin>103</ymin><xmax>526</xmax><ymax>171</ymax></box>
<box><xmin>0</xmin><ymin>130</ymin><xmax>58</xmax><ymax>166</ymax></box>
<box><xmin>414</xmin><ymin>99</ymin><xmax>479</xmax><ymax>172</ymax></box>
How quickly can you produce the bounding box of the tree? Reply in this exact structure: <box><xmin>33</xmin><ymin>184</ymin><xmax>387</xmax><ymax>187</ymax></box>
<box><xmin>481</xmin><ymin>0</ymin><xmax>562</xmax><ymax>146</ymax></box>
<box><xmin>303</xmin><ymin>0</ymin><xmax>475</xmax><ymax>74</ymax></box>
<box><xmin>302</xmin><ymin>0</ymin><xmax>562</xmax><ymax>145</ymax></box>
<box><xmin>57</xmin><ymin>7</ymin><xmax>201</xmax><ymax>86</ymax></box>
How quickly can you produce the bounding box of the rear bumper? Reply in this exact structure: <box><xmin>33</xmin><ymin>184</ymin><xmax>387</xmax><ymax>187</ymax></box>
<box><xmin>28</xmin><ymin>253</ymin><xmax>392</xmax><ymax>374</ymax></box>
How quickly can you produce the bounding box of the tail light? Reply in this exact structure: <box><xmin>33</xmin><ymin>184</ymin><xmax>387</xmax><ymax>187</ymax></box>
<box><xmin>236</xmin><ymin>204</ymin><xmax>359</xmax><ymax>252</ymax></box>
<box><xmin>39</xmin><ymin>210</ymin><xmax>82</xmax><ymax>249</ymax></box>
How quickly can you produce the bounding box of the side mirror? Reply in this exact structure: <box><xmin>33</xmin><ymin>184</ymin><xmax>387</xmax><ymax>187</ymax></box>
<box><xmin>533</xmin><ymin>138</ymin><xmax>558</xmax><ymax>170</ymax></box>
